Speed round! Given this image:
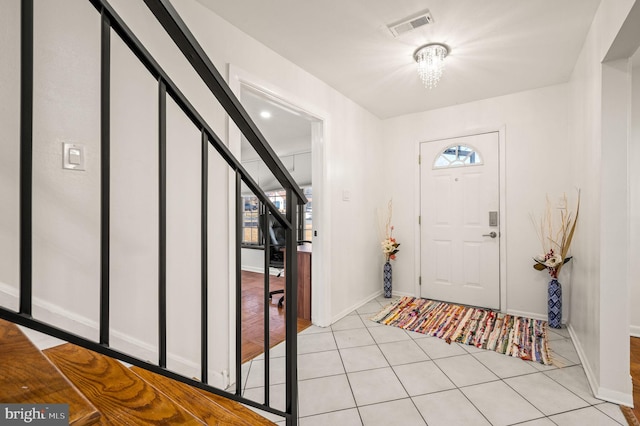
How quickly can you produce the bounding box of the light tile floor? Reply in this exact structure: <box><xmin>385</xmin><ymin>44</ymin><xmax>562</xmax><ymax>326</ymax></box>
<box><xmin>241</xmin><ymin>295</ymin><xmax>628</xmax><ymax>426</ymax></box>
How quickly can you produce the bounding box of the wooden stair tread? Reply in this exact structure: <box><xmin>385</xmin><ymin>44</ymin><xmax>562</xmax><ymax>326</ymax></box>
<box><xmin>0</xmin><ymin>319</ymin><xmax>101</xmax><ymax>426</ymax></box>
<box><xmin>196</xmin><ymin>389</ymin><xmax>277</xmax><ymax>426</ymax></box>
<box><xmin>44</xmin><ymin>343</ymin><xmax>204</xmax><ymax>425</ymax></box>
<box><xmin>131</xmin><ymin>366</ymin><xmax>268</xmax><ymax>426</ymax></box>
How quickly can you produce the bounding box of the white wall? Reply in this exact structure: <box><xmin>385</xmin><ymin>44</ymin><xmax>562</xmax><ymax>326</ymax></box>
<box><xmin>108</xmin><ymin>33</ymin><xmax>160</xmax><ymax>362</ymax></box>
<box><xmin>31</xmin><ymin>0</ymin><xmax>102</xmax><ymax>336</ymax></box>
<box><xmin>0</xmin><ymin>0</ymin><xmax>20</xmax><ymax>312</ymax></box>
<box><xmin>382</xmin><ymin>84</ymin><xmax>572</xmax><ymax>320</ymax></box>
<box><xmin>567</xmin><ymin>0</ymin><xmax>637</xmax><ymax>405</ymax></box>
<box><xmin>631</xmin><ymin>64</ymin><xmax>640</xmax><ymax>336</ymax></box>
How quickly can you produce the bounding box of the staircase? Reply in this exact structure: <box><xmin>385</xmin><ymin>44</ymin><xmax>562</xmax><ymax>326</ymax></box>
<box><xmin>4</xmin><ymin>0</ymin><xmax>304</xmax><ymax>423</ymax></box>
<box><xmin>0</xmin><ymin>319</ymin><xmax>275</xmax><ymax>425</ymax></box>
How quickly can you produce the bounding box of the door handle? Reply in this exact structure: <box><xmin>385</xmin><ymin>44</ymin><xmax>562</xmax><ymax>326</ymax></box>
<box><xmin>482</xmin><ymin>231</ymin><xmax>497</xmax><ymax>238</ymax></box>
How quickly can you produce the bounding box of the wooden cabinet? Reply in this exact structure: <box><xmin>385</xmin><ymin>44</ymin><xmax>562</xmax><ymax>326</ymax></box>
<box><xmin>296</xmin><ymin>244</ymin><xmax>312</xmax><ymax>321</ymax></box>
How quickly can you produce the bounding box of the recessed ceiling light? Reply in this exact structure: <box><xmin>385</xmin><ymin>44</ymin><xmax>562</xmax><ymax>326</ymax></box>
<box><xmin>260</xmin><ymin>111</ymin><xmax>272</xmax><ymax>119</ymax></box>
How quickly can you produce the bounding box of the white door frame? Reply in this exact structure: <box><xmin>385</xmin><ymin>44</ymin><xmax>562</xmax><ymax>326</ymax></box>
<box><xmin>226</xmin><ymin>64</ymin><xmax>331</xmax><ymax>384</ymax></box>
<box><xmin>414</xmin><ymin>127</ymin><xmax>507</xmax><ymax>311</ymax></box>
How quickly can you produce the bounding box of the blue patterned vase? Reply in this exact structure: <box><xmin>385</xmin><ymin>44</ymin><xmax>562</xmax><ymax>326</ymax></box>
<box><xmin>548</xmin><ymin>279</ymin><xmax>562</xmax><ymax>328</ymax></box>
<box><xmin>383</xmin><ymin>260</ymin><xmax>392</xmax><ymax>298</ymax></box>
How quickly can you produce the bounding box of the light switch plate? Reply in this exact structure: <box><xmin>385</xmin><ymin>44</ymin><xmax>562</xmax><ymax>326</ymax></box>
<box><xmin>63</xmin><ymin>143</ymin><xmax>85</xmax><ymax>171</ymax></box>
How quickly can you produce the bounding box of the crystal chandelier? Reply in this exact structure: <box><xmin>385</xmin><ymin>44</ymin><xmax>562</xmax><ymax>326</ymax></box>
<box><xmin>413</xmin><ymin>43</ymin><xmax>450</xmax><ymax>89</ymax></box>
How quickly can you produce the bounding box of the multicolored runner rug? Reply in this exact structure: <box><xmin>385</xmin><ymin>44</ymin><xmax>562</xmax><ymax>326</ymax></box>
<box><xmin>371</xmin><ymin>296</ymin><xmax>551</xmax><ymax>365</ymax></box>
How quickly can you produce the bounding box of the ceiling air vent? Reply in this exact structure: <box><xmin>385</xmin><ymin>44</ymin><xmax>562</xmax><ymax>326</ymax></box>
<box><xmin>388</xmin><ymin>10</ymin><xmax>433</xmax><ymax>38</ymax></box>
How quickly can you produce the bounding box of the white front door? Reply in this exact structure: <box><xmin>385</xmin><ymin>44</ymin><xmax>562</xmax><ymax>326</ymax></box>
<box><xmin>420</xmin><ymin>132</ymin><xmax>500</xmax><ymax>309</ymax></box>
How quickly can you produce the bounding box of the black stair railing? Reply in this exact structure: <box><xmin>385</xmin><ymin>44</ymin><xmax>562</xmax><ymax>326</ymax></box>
<box><xmin>0</xmin><ymin>0</ymin><xmax>305</xmax><ymax>425</ymax></box>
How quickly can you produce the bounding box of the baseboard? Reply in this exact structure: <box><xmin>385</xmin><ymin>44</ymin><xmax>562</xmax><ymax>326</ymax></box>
<box><xmin>389</xmin><ymin>290</ymin><xmax>416</xmax><ymax>299</ymax></box>
<box><xmin>331</xmin><ymin>291</ymin><xmax>383</xmax><ymax>325</ymax></box>
<box><xmin>597</xmin><ymin>387</ymin><xmax>634</xmax><ymax>407</ymax></box>
<box><xmin>506</xmin><ymin>309</ymin><xmax>548</xmax><ymax>322</ymax></box>
<box><xmin>630</xmin><ymin>324</ymin><xmax>640</xmax><ymax>338</ymax></box>
<box><xmin>568</xmin><ymin>324</ymin><xmax>601</xmax><ymax>401</ymax></box>
<box><xmin>108</xmin><ymin>329</ymin><xmax>227</xmax><ymax>388</ymax></box>
<box><xmin>328</xmin><ymin>289</ymin><xmax>417</xmax><ymax>326</ymax></box>
<box><xmin>567</xmin><ymin>324</ymin><xmax>634</xmax><ymax>407</ymax></box>
<box><xmin>507</xmin><ymin>309</ymin><xmax>571</xmax><ymax>326</ymax></box>
<box><xmin>0</xmin><ymin>283</ymin><xmax>227</xmax><ymax>388</ymax></box>
<box><xmin>0</xmin><ymin>281</ymin><xmax>18</xmax><ymax>310</ymax></box>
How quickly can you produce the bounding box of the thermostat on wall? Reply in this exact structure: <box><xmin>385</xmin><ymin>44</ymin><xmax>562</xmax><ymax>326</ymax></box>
<box><xmin>63</xmin><ymin>143</ymin><xmax>85</xmax><ymax>171</ymax></box>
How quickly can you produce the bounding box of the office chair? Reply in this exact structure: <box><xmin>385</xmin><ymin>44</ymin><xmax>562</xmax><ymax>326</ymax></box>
<box><xmin>262</xmin><ymin>213</ymin><xmax>311</xmax><ymax>308</ymax></box>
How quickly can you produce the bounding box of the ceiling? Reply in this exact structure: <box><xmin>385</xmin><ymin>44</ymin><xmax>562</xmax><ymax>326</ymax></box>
<box><xmin>240</xmin><ymin>84</ymin><xmax>314</xmax><ymax>161</ymax></box>
<box><xmin>196</xmin><ymin>0</ymin><xmax>602</xmax><ymax>119</ymax></box>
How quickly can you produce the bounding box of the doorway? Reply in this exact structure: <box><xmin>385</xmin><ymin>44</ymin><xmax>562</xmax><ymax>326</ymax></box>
<box><xmin>419</xmin><ymin>132</ymin><xmax>501</xmax><ymax>310</ymax></box>
<box><xmin>237</xmin><ymin>83</ymin><xmax>317</xmax><ymax>361</ymax></box>
<box><xmin>226</xmin><ymin>65</ymin><xmax>328</xmax><ymax>374</ymax></box>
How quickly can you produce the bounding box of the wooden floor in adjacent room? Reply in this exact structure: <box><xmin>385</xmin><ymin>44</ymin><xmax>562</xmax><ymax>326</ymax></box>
<box><xmin>241</xmin><ymin>270</ymin><xmax>311</xmax><ymax>363</ymax></box>
<box><xmin>628</xmin><ymin>336</ymin><xmax>640</xmax><ymax>424</ymax></box>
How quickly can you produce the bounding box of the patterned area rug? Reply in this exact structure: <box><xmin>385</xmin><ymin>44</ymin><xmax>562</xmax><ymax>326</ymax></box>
<box><xmin>371</xmin><ymin>296</ymin><xmax>551</xmax><ymax>365</ymax></box>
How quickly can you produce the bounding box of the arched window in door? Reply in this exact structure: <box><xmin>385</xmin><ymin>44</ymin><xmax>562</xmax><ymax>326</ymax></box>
<box><xmin>433</xmin><ymin>144</ymin><xmax>483</xmax><ymax>168</ymax></box>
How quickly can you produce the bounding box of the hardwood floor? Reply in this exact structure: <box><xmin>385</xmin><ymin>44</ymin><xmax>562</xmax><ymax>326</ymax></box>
<box><xmin>629</xmin><ymin>337</ymin><xmax>640</xmax><ymax>424</ymax></box>
<box><xmin>241</xmin><ymin>271</ymin><xmax>311</xmax><ymax>363</ymax></box>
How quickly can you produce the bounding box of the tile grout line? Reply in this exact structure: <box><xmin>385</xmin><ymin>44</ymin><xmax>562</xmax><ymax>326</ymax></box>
<box><xmin>427</xmin><ymin>351</ymin><xmax>500</xmax><ymax>426</ymax></box>
<box><xmin>543</xmin><ymin>405</ymin><xmax>626</xmax><ymax>425</ymax></box>
<box><xmin>499</xmin><ymin>368</ymin><xmax>587</xmax><ymax>421</ymax></box>
<box><xmin>331</xmin><ymin>318</ymin><xmax>365</xmax><ymax>425</ymax></box>
<box><xmin>374</xmin><ymin>327</ymin><xmax>429</xmax><ymax>425</ymax></box>
<box><xmin>541</xmin><ymin>362</ymin><xmax>605</xmax><ymax>407</ymax></box>
<box><xmin>590</xmin><ymin>403</ymin><xmax>628</xmax><ymax>426</ymax></box>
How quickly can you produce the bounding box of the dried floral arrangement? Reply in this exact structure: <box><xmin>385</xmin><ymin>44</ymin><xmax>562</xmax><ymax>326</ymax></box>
<box><xmin>531</xmin><ymin>190</ymin><xmax>580</xmax><ymax>279</ymax></box>
<box><xmin>379</xmin><ymin>200</ymin><xmax>400</xmax><ymax>261</ymax></box>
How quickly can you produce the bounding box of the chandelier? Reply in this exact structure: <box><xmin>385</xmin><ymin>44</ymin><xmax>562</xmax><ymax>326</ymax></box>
<box><xmin>413</xmin><ymin>43</ymin><xmax>449</xmax><ymax>89</ymax></box>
